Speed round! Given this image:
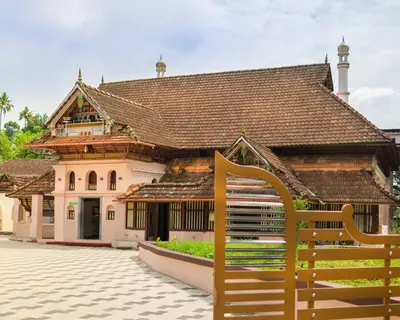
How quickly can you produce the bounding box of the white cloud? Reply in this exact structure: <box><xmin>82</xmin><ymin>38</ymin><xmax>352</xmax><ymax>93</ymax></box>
<box><xmin>1</xmin><ymin>0</ymin><xmax>400</xmax><ymax>129</ymax></box>
<box><xmin>32</xmin><ymin>0</ymin><xmax>104</xmax><ymax>31</ymax></box>
<box><xmin>352</xmin><ymin>87</ymin><xmax>396</xmax><ymax>104</ymax></box>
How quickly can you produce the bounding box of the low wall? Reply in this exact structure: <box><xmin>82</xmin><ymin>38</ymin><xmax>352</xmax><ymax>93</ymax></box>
<box><xmin>139</xmin><ymin>241</ymin><xmax>214</xmax><ymax>294</ymax></box>
<box><xmin>139</xmin><ymin>241</ymin><xmax>400</xmax><ymax>307</ymax></box>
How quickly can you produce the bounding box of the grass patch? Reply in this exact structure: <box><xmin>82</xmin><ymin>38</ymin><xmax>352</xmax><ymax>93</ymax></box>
<box><xmin>155</xmin><ymin>239</ymin><xmax>400</xmax><ymax>287</ymax></box>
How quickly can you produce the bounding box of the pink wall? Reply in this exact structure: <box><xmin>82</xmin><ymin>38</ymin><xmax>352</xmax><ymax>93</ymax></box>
<box><xmin>53</xmin><ymin>159</ymin><xmax>165</xmax><ymax>243</ymax></box>
<box><xmin>139</xmin><ymin>244</ymin><xmax>213</xmax><ymax>294</ymax></box>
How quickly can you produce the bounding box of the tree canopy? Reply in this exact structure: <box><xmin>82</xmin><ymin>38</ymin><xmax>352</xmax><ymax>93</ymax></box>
<box><xmin>0</xmin><ymin>92</ymin><xmax>14</xmax><ymax>130</ymax></box>
<box><xmin>0</xmin><ymin>98</ymin><xmax>47</xmax><ymax>162</ymax></box>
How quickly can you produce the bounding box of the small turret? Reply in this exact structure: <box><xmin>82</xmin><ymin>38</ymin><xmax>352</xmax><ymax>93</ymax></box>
<box><xmin>156</xmin><ymin>54</ymin><xmax>166</xmax><ymax>78</ymax></box>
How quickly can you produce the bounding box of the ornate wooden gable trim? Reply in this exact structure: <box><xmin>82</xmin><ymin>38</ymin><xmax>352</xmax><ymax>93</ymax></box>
<box><xmin>46</xmin><ymin>83</ymin><xmax>113</xmax><ymax>136</ymax></box>
<box><xmin>223</xmin><ymin>135</ymin><xmax>274</xmax><ymax>171</ymax></box>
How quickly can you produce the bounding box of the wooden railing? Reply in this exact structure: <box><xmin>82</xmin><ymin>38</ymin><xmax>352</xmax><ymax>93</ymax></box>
<box><xmin>214</xmin><ymin>152</ymin><xmax>400</xmax><ymax>320</ymax></box>
<box><xmin>297</xmin><ymin>204</ymin><xmax>400</xmax><ymax>320</ymax></box>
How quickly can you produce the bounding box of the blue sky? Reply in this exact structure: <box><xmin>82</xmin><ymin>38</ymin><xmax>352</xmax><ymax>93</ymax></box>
<box><xmin>0</xmin><ymin>0</ymin><xmax>399</xmax><ymax>129</ymax></box>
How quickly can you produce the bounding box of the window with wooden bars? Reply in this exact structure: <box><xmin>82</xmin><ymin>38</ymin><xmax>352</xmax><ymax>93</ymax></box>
<box><xmin>88</xmin><ymin>171</ymin><xmax>97</xmax><ymax>190</ymax></box>
<box><xmin>169</xmin><ymin>203</ymin><xmax>182</xmax><ymax>230</ymax></box>
<box><xmin>126</xmin><ymin>202</ymin><xmax>147</xmax><ymax>229</ymax></box>
<box><xmin>185</xmin><ymin>201</ymin><xmax>204</xmax><ymax>231</ymax></box>
<box><xmin>310</xmin><ymin>203</ymin><xmax>379</xmax><ymax>234</ymax></box>
<box><xmin>109</xmin><ymin>170</ymin><xmax>116</xmax><ymax>190</ymax></box>
<box><xmin>68</xmin><ymin>171</ymin><xmax>75</xmax><ymax>191</ymax></box>
<box><xmin>208</xmin><ymin>201</ymin><xmax>215</xmax><ymax>231</ymax></box>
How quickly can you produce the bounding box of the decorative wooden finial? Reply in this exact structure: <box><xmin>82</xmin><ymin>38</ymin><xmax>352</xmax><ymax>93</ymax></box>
<box><xmin>324</xmin><ymin>53</ymin><xmax>328</xmax><ymax>64</ymax></box>
<box><xmin>78</xmin><ymin>68</ymin><xmax>82</xmax><ymax>82</ymax></box>
<box><xmin>241</xmin><ymin>124</ymin><xmax>247</xmax><ymax>135</ymax></box>
<box><xmin>101</xmin><ymin>75</ymin><xmax>104</xmax><ymax>84</ymax></box>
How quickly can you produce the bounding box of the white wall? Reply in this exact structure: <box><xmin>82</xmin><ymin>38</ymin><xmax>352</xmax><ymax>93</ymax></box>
<box><xmin>0</xmin><ymin>193</ymin><xmax>14</xmax><ymax>232</ymax></box>
<box><xmin>53</xmin><ymin>159</ymin><xmax>165</xmax><ymax>242</ymax></box>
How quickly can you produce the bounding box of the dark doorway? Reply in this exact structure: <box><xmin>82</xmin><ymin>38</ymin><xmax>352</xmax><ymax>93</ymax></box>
<box><xmin>81</xmin><ymin>198</ymin><xmax>100</xmax><ymax>239</ymax></box>
<box><xmin>147</xmin><ymin>203</ymin><xmax>169</xmax><ymax>241</ymax></box>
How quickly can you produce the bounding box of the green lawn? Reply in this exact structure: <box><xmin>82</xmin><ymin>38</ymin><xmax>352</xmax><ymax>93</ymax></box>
<box><xmin>155</xmin><ymin>240</ymin><xmax>400</xmax><ymax>287</ymax></box>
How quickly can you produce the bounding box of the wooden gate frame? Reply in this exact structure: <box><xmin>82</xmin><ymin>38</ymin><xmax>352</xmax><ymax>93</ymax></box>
<box><xmin>214</xmin><ymin>152</ymin><xmax>297</xmax><ymax>319</ymax></box>
<box><xmin>214</xmin><ymin>151</ymin><xmax>400</xmax><ymax>319</ymax></box>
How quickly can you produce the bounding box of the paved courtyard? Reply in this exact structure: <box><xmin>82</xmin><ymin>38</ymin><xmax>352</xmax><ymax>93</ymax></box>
<box><xmin>0</xmin><ymin>236</ymin><xmax>213</xmax><ymax>320</ymax></box>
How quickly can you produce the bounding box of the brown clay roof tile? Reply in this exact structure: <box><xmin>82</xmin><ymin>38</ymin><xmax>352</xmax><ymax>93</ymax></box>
<box><xmin>6</xmin><ymin>170</ymin><xmax>55</xmax><ymax>198</ymax></box>
<box><xmin>297</xmin><ymin>170</ymin><xmax>399</xmax><ymax>204</ymax></box>
<box><xmin>99</xmin><ymin>63</ymin><xmax>391</xmax><ymax>148</ymax></box>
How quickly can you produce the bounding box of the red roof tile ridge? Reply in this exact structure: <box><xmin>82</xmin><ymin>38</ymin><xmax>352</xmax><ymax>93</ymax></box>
<box><xmin>102</xmin><ymin>63</ymin><xmax>330</xmax><ymax>84</ymax></box>
<box><xmin>317</xmin><ymin>83</ymin><xmax>392</xmax><ymax>142</ymax></box>
<box><xmin>81</xmin><ymin>82</ymin><xmax>153</xmax><ymax>110</ymax></box>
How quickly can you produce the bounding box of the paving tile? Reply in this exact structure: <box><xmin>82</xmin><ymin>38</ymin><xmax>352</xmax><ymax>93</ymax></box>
<box><xmin>0</xmin><ymin>235</ymin><xmax>212</xmax><ymax>320</ymax></box>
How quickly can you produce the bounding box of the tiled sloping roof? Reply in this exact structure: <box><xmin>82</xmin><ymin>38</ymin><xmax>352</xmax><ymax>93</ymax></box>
<box><xmin>100</xmin><ymin>63</ymin><xmax>391</xmax><ymax>148</ymax></box>
<box><xmin>117</xmin><ymin>174</ymin><xmax>214</xmax><ymax>201</ymax></box>
<box><xmin>297</xmin><ymin>170</ymin><xmax>400</xmax><ymax>204</ymax></box>
<box><xmin>0</xmin><ymin>159</ymin><xmax>55</xmax><ymax>191</ymax></box>
<box><xmin>118</xmin><ymin>157</ymin><xmax>215</xmax><ymax>201</ymax></box>
<box><xmin>243</xmin><ymin>137</ymin><xmax>318</xmax><ymax>200</ymax></box>
<box><xmin>7</xmin><ymin>170</ymin><xmax>55</xmax><ymax>198</ymax></box>
<box><xmin>280</xmin><ymin>154</ymin><xmax>374</xmax><ymax>171</ymax></box>
<box><xmin>80</xmin><ymin>84</ymin><xmax>178</xmax><ymax>148</ymax></box>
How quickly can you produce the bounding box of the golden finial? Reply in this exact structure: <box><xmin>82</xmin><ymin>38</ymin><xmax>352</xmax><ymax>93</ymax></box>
<box><xmin>101</xmin><ymin>75</ymin><xmax>104</xmax><ymax>84</ymax></box>
<box><xmin>241</xmin><ymin>124</ymin><xmax>247</xmax><ymax>135</ymax></box>
<box><xmin>324</xmin><ymin>53</ymin><xmax>328</xmax><ymax>64</ymax></box>
<box><xmin>78</xmin><ymin>68</ymin><xmax>82</xmax><ymax>82</ymax></box>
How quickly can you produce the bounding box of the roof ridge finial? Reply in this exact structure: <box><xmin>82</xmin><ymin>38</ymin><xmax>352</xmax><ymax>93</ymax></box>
<box><xmin>324</xmin><ymin>53</ymin><xmax>328</xmax><ymax>64</ymax></box>
<box><xmin>78</xmin><ymin>68</ymin><xmax>82</xmax><ymax>82</ymax></box>
<box><xmin>160</xmin><ymin>54</ymin><xmax>163</xmax><ymax>61</ymax></box>
<box><xmin>241</xmin><ymin>124</ymin><xmax>247</xmax><ymax>135</ymax></box>
<box><xmin>342</xmin><ymin>35</ymin><xmax>345</xmax><ymax>43</ymax></box>
<box><xmin>101</xmin><ymin>75</ymin><xmax>104</xmax><ymax>84</ymax></box>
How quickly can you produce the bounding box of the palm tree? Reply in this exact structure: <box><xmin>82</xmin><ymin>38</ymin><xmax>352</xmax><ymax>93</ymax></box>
<box><xmin>19</xmin><ymin>106</ymin><xmax>33</xmax><ymax>129</ymax></box>
<box><xmin>0</xmin><ymin>92</ymin><xmax>14</xmax><ymax>130</ymax></box>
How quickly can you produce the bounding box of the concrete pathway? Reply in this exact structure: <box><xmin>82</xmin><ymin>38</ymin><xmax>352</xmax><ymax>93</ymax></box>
<box><xmin>0</xmin><ymin>236</ymin><xmax>213</xmax><ymax>319</ymax></box>
<box><xmin>1</xmin><ymin>236</ymin><xmax>397</xmax><ymax>320</ymax></box>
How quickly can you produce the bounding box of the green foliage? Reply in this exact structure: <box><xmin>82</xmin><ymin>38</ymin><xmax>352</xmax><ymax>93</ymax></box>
<box><xmin>0</xmin><ymin>131</ymin><xmax>13</xmax><ymax>162</ymax></box>
<box><xmin>294</xmin><ymin>196</ymin><xmax>309</xmax><ymax>243</ymax></box>
<box><xmin>13</xmin><ymin>127</ymin><xmax>44</xmax><ymax>159</ymax></box>
<box><xmin>19</xmin><ymin>106</ymin><xmax>33</xmax><ymax>129</ymax></box>
<box><xmin>4</xmin><ymin>121</ymin><xmax>20</xmax><ymax>140</ymax></box>
<box><xmin>25</xmin><ymin>113</ymin><xmax>48</xmax><ymax>132</ymax></box>
<box><xmin>0</xmin><ymin>94</ymin><xmax>47</xmax><ymax>163</ymax></box>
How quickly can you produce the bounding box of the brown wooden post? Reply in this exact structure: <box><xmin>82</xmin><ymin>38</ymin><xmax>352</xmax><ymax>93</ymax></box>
<box><xmin>307</xmin><ymin>221</ymin><xmax>316</xmax><ymax>311</ymax></box>
<box><xmin>181</xmin><ymin>202</ymin><xmax>186</xmax><ymax>230</ymax></box>
<box><xmin>384</xmin><ymin>243</ymin><xmax>391</xmax><ymax>320</ymax></box>
<box><xmin>133</xmin><ymin>202</ymin><xmax>137</xmax><ymax>228</ymax></box>
<box><xmin>204</xmin><ymin>201</ymin><xmax>209</xmax><ymax>231</ymax></box>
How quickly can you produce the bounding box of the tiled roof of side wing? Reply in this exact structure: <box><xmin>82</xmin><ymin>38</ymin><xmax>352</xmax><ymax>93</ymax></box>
<box><xmin>0</xmin><ymin>159</ymin><xmax>55</xmax><ymax>179</ymax></box>
<box><xmin>7</xmin><ymin>170</ymin><xmax>55</xmax><ymax>198</ymax></box>
<box><xmin>99</xmin><ymin>63</ymin><xmax>390</xmax><ymax>148</ymax></box>
<box><xmin>297</xmin><ymin>170</ymin><xmax>399</xmax><ymax>204</ymax></box>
